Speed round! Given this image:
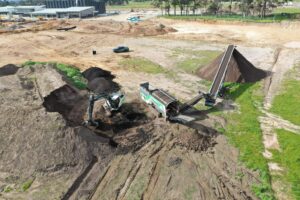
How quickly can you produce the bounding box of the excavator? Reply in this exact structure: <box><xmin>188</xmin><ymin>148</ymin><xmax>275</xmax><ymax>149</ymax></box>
<box><xmin>140</xmin><ymin>45</ymin><xmax>235</xmax><ymax>120</ymax></box>
<box><xmin>84</xmin><ymin>91</ymin><xmax>125</xmax><ymax>126</ymax></box>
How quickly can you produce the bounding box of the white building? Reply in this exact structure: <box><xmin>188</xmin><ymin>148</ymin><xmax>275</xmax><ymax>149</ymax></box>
<box><xmin>30</xmin><ymin>6</ymin><xmax>95</xmax><ymax>18</ymax></box>
<box><xmin>0</xmin><ymin>5</ymin><xmax>45</xmax><ymax>15</ymax></box>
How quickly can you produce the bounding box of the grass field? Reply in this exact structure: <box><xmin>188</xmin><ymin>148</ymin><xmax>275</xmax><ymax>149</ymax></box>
<box><xmin>107</xmin><ymin>1</ymin><xmax>153</xmax><ymax>10</ymax></box>
<box><xmin>162</xmin><ymin>12</ymin><xmax>299</xmax><ymax>22</ymax></box>
<box><xmin>221</xmin><ymin>83</ymin><xmax>274</xmax><ymax>200</ymax></box>
<box><xmin>273</xmin><ymin>7</ymin><xmax>300</xmax><ymax>14</ymax></box>
<box><xmin>119</xmin><ymin>57</ymin><xmax>166</xmax><ymax>74</ymax></box>
<box><xmin>271</xmin><ymin>65</ymin><xmax>300</xmax><ymax>126</ymax></box>
<box><xmin>22</xmin><ymin>61</ymin><xmax>87</xmax><ymax>89</ymax></box>
<box><xmin>197</xmin><ymin>82</ymin><xmax>274</xmax><ymax>199</ymax></box>
<box><xmin>171</xmin><ymin>49</ymin><xmax>221</xmax><ymax>74</ymax></box>
<box><xmin>271</xmin><ymin>129</ymin><xmax>300</xmax><ymax>199</ymax></box>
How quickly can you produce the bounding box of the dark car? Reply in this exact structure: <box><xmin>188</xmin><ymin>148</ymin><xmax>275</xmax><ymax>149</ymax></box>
<box><xmin>113</xmin><ymin>46</ymin><xmax>129</xmax><ymax>53</ymax></box>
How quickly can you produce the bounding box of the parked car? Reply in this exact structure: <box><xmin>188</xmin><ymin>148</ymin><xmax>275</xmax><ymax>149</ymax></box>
<box><xmin>113</xmin><ymin>46</ymin><xmax>130</xmax><ymax>53</ymax></box>
<box><xmin>127</xmin><ymin>16</ymin><xmax>141</xmax><ymax>22</ymax></box>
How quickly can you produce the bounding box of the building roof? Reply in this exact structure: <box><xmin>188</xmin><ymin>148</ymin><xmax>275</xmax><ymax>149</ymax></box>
<box><xmin>56</xmin><ymin>7</ymin><xmax>94</xmax><ymax>12</ymax></box>
<box><xmin>31</xmin><ymin>7</ymin><xmax>94</xmax><ymax>15</ymax></box>
<box><xmin>15</xmin><ymin>6</ymin><xmax>45</xmax><ymax>9</ymax></box>
<box><xmin>31</xmin><ymin>8</ymin><xmax>64</xmax><ymax>15</ymax></box>
<box><xmin>0</xmin><ymin>5</ymin><xmax>45</xmax><ymax>13</ymax></box>
<box><xmin>0</xmin><ymin>6</ymin><xmax>14</xmax><ymax>13</ymax></box>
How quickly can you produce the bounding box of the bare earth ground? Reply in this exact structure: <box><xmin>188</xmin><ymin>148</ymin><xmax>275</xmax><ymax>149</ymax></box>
<box><xmin>0</xmin><ymin>15</ymin><xmax>300</xmax><ymax>199</ymax></box>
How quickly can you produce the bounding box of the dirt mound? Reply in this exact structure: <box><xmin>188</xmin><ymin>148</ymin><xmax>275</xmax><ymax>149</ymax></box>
<box><xmin>82</xmin><ymin>66</ymin><xmax>120</xmax><ymax>93</ymax></box>
<box><xmin>77</xmin><ymin>20</ymin><xmax>177</xmax><ymax>36</ymax></box>
<box><xmin>173</xmin><ymin>126</ymin><xmax>214</xmax><ymax>151</ymax></box>
<box><xmin>82</xmin><ymin>67</ymin><xmax>115</xmax><ymax>82</ymax></box>
<box><xmin>197</xmin><ymin>48</ymin><xmax>269</xmax><ymax>83</ymax></box>
<box><xmin>0</xmin><ymin>65</ymin><xmax>116</xmax><ymax>199</ymax></box>
<box><xmin>0</xmin><ymin>20</ymin><xmax>70</xmax><ymax>34</ymax></box>
<box><xmin>0</xmin><ymin>64</ymin><xmax>19</xmax><ymax>76</ymax></box>
<box><xmin>87</xmin><ymin>77</ymin><xmax>120</xmax><ymax>94</ymax></box>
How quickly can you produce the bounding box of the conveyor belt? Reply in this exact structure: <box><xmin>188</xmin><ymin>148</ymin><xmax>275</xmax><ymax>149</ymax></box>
<box><xmin>208</xmin><ymin>45</ymin><xmax>235</xmax><ymax>99</ymax></box>
<box><xmin>179</xmin><ymin>93</ymin><xmax>204</xmax><ymax>112</ymax></box>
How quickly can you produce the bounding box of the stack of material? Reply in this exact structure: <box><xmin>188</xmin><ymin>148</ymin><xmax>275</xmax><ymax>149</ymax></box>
<box><xmin>82</xmin><ymin>67</ymin><xmax>120</xmax><ymax>94</ymax></box>
<box><xmin>197</xmin><ymin>48</ymin><xmax>269</xmax><ymax>83</ymax></box>
<box><xmin>0</xmin><ymin>64</ymin><xmax>19</xmax><ymax>77</ymax></box>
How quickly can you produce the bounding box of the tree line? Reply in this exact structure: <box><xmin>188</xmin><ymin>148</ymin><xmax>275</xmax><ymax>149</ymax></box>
<box><xmin>152</xmin><ymin>0</ymin><xmax>285</xmax><ymax>18</ymax></box>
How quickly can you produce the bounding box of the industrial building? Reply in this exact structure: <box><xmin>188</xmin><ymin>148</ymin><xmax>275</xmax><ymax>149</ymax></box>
<box><xmin>31</xmin><ymin>6</ymin><xmax>95</xmax><ymax>18</ymax></box>
<box><xmin>45</xmin><ymin>0</ymin><xmax>105</xmax><ymax>14</ymax></box>
<box><xmin>0</xmin><ymin>5</ymin><xmax>45</xmax><ymax>15</ymax></box>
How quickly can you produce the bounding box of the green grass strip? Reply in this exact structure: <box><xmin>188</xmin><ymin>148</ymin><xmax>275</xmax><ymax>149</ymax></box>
<box><xmin>21</xmin><ymin>179</ymin><xmax>34</xmax><ymax>192</ymax></box>
<box><xmin>22</xmin><ymin>61</ymin><xmax>87</xmax><ymax>90</ymax></box>
<box><xmin>270</xmin><ymin>79</ymin><xmax>300</xmax><ymax>126</ymax></box>
<box><xmin>272</xmin><ymin>129</ymin><xmax>300</xmax><ymax>199</ymax></box>
<box><xmin>119</xmin><ymin>57</ymin><xmax>166</xmax><ymax>74</ymax></box>
<box><xmin>162</xmin><ymin>14</ymin><xmax>298</xmax><ymax>23</ymax></box>
<box><xmin>107</xmin><ymin>1</ymin><xmax>153</xmax><ymax>10</ymax></box>
<box><xmin>171</xmin><ymin>49</ymin><xmax>220</xmax><ymax>74</ymax></box>
<box><xmin>223</xmin><ymin>83</ymin><xmax>274</xmax><ymax>200</ymax></box>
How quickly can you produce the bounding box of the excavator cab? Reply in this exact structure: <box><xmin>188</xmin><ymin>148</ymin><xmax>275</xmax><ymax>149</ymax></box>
<box><xmin>85</xmin><ymin>91</ymin><xmax>125</xmax><ymax>126</ymax></box>
<box><xmin>105</xmin><ymin>91</ymin><xmax>125</xmax><ymax>111</ymax></box>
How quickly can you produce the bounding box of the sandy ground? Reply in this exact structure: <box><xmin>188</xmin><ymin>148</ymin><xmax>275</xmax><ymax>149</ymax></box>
<box><xmin>1</xmin><ymin>15</ymin><xmax>300</xmax><ymax>199</ymax></box>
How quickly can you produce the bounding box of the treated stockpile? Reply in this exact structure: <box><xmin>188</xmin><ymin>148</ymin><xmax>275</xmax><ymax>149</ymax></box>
<box><xmin>82</xmin><ymin>67</ymin><xmax>115</xmax><ymax>82</ymax></box>
<box><xmin>82</xmin><ymin>67</ymin><xmax>120</xmax><ymax>94</ymax></box>
<box><xmin>0</xmin><ymin>64</ymin><xmax>19</xmax><ymax>76</ymax></box>
<box><xmin>197</xmin><ymin>48</ymin><xmax>269</xmax><ymax>83</ymax></box>
<box><xmin>0</xmin><ymin>63</ymin><xmax>262</xmax><ymax>200</ymax></box>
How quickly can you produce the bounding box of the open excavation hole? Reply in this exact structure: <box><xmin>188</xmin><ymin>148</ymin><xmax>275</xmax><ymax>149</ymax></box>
<box><xmin>92</xmin><ymin>101</ymin><xmax>155</xmax><ymax>134</ymax></box>
<box><xmin>42</xmin><ymin>85</ymin><xmax>88</xmax><ymax>126</ymax></box>
<box><xmin>42</xmin><ymin>84</ymin><xmax>154</xmax><ymax>138</ymax></box>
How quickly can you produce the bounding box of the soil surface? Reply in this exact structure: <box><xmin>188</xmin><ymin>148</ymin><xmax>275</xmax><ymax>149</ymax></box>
<box><xmin>1</xmin><ymin>15</ymin><xmax>300</xmax><ymax>199</ymax></box>
<box><xmin>0</xmin><ymin>64</ymin><xmax>260</xmax><ymax>200</ymax></box>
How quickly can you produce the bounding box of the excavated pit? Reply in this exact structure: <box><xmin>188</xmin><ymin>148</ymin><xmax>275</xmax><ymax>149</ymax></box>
<box><xmin>40</xmin><ymin>66</ymin><xmax>157</xmax><ymax>153</ymax></box>
<box><xmin>42</xmin><ymin>85</ymin><xmax>88</xmax><ymax>126</ymax></box>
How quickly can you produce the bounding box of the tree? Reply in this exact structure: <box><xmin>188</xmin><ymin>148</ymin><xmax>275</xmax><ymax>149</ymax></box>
<box><xmin>171</xmin><ymin>0</ymin><xmax>179</xmax><ymax>15</ymax></box>
<box><xmin>152</xmin><ymin>0</ymin><xmax>164</xmax><ymax>14</ymax></box>
<box><xmin>207</xmin><ymin>1</ymin><xmax>220</xmax><ymax>14</ymax></box>
<box><xmin>107</xmin><ymin>0</ymin><xmax>128</xmax><ymax>5</ymax></box>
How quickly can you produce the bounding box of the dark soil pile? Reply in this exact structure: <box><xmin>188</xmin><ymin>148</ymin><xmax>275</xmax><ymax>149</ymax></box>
<box><xmin>87</xmin><ymin>77</ymin><xmax>120</xmax><ymax>94</ymax></box>
<box><xmin>197</xmin><ymin>48</ymin><xmax>269</xmax><ymax>83</ymax></box>
<box><xmin>0</xmin><ymin>64</ymin><xmax>19</xmax><ymax>77</ymax></box>
<box><xmin>82</xmin><ymin>67</ymin><xmax>115</xmax><ymax>82</ymax></box>
<box><xmin>82</xmin><ymin>67</ymin><xmax>120</xmax><ymax>93</ymax></box>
